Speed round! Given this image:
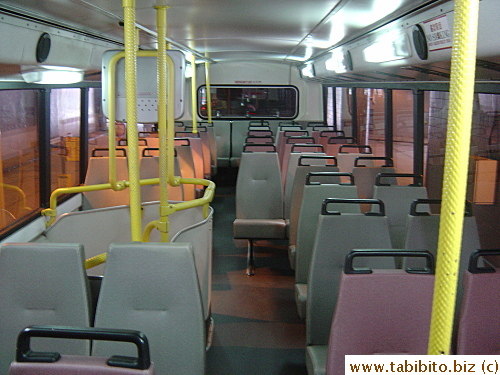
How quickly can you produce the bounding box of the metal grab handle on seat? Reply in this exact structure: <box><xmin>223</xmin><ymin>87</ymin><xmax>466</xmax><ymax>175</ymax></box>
<box><xmin>321</xmin><ymin>198</ymin><xmax>385</xmax><ymax>216</ymax></box>
<box><xmin>375</xmin><ymin>173</ymin><xmax>423</xmax><ymax>186</ymax></box>
<box><xmin>16</xmin><ymin>325</ymin><xmax>151</xmax><ymax>370</ymax></box>
<box><xmin>306</xmin><ymin>171</ymin><xmax>353</xmax><ymax>185</ymax></box>
<box><xmin>354</xmin><ymin>156</ymin><xmax>393</xmax><ymax>167</ymax></box>
<box><xmin>344</xmin><ymin>249</ymin><xmax>435</xmax><ymax>274</ymax></box>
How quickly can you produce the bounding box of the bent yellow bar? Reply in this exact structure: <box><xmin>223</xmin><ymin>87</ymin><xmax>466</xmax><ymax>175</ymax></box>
<box><xmin>105</xmin><ymin>51</ymin><xmax>126</xmax><ymax>191</ymax></box>
<box><xmin>155</xmin><ymin>4</ymin><xmax>170</xmax><ymax>241</ymax></box>
<box><xmin>122</xmin><ymin>0</ymin><xmax>143</xmax><ymax>242</ymax></box>
<box><xmin>191</xmin><ymin>53</ymin><xmax>198</xmax><ymax>133</ymax></box>
<box><xmin>85</xmin><ymin>179</ymin><xmax>215</xmax><ymax>269</ymax></box>
<box><xmin>427</xmin><ymin>0</ymin><xmax>479</xmax><ymax>355</ymax></box>
<box><xmin>205</xmin><ymin>58</ymin><xmax>213</xmax><ymax>125</ymax></box>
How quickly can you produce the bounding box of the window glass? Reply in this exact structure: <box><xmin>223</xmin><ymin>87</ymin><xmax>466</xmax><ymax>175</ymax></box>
<box><xmin>50</xmin><ymin>88</ymin><xmax>81</xmax><ymax>191</ymax></box>
<box><xmin>0</xmin><ymin>90</ymin><xmax>40</xmax><ymax>228</ymax></box>
<box><xmin>198</xmin><ymin>86</ymin><xmax>298</xmax><ymax>119</ymax></box>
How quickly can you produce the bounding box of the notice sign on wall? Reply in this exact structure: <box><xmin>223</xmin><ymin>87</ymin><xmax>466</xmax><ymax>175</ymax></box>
<box><xmin>421</xmin><ymin>14</ymin><xmax>452</xmax><ymax>52</ymax></box>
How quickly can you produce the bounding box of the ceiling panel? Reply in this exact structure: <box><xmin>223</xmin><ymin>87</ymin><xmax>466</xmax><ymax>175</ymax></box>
<box><xmin>0</xmin><ymin>0</ymin><xmax>441</xmax><ymax>64</ymax></box>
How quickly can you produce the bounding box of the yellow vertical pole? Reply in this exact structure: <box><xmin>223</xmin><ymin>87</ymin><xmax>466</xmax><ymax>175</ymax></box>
<box><xmin>205</xmin><ymin>57</ymin><xmax>213</xmax><ymax>125</ymax></box>
<box><xmin>122</xmin><ymin>0</ymin><xmax>142</xmax><ymax>241</ymax></box>
<box><xmin>428</xmin><ymin>0</ymin><xmax>479</xmax><ymax>355</ymax></box>
<box><xmin>155</xmin><ymin>4</ymin><xmax>170</xmax><ymax>242</ymax></box>
<box><xmin>191</xmin><ymin>54</ymin><xmax>198</xmax><ymax>133</ymax></box>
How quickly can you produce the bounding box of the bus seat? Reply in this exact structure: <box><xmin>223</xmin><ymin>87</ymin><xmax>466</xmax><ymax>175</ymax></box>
<box><xmin>372</xmin><ymin>173</ymin><xmax>428</xmax><ymax>248</ymax></box>
<box><xmin>456</xmin><ymin>250</ymin><xmax>500</xmax><ymax>355</ymax></box>
<box><xmin>404</xmin><ymin>199</ymin><xmax>481</xmax><ymax>309</ymax></box>
<box><xmin>352</xmin><ymin>157</ymin><xmax>395</xmax><ymax>201</ymax></box>
<box><xmin>287</xmin><ymin>159</ymin><xmax>340</xmax><ymax>268</ymax></box>
<box><xmin>92</xmin><ymin>243</ymin><xmax>205</xmax><ymax>375</ymax></box>
<box><xmin>314</xmin><ymin>130</ymin><xmax>344</xmax><ymax>146</ymax></box>
<box><xmin>233</xmin><ymin>151</ymin><xmax>286</xmax><ymax>276</ymax></box>
<box><xmin>277</xmin><ymin>130</ymin><xmax>308</xmax><ymax>164</ymax></box>
<box><xmin>175</xmin><ymin>137</ymin><xmax>204</xmax><ymax>193</ymax></box>
<box><xmin>325</xmin><ymin>136</ymin><xmax>355</xmax><ymax>156</ymax></box>
<box><xmin>82</xmin><ymin>157</ymin><xmax>130</xmax><ymax>209</ymax></box>
<box><xmin>174</xmin><ymin>139</ymin><xmax>196</xmax><ymax>200</ymax></box>
<box><xmin>140</xmin><ymin>153</ymin><xmax>184</xmax><ymax>202</ymax></box>
<box><xmin>323</xmin><ymin>250</ymin><xmax>434</xmax><ymax>375</ymax></box>
<box><xmin>171</xmin><ymin>206</ymin><xmax>214</xmax><ymax>323</ymax></box>
<box><xmin>0</xmin><ymin>243</ymin><xmax>91</xmax><ymax>375</ymax></box>
<box><xmin>336</xmin><ymin>145</ymin><xmax>373</xmax><ymax>173</ymax></box>
<box><xmin>280</xmin><ymin>136</ymin><xmax>315</xmax><ymax>175</ymax></box>
<box><xmin>306</xmin><ymin>199</ymin><xmax>393</xmax><ymax>369</ymax></box>
<box><xmin>176</xmin><ymin>132</ymin><xmax>209</xmax><ymax>180</ymax></box>
<box><xmin>282</xmin><ymin>144</ymin><xmax>324</xmax><ymax>188</ymax></box>
<box><xmin>294</xmin><ymin>179</ymin><xmax>359</xmax><ymax>318</ymax></box>
<box><xmin>184</xmin><ymin>126</ymin><xmax>213</xmax><ymax>179</ymax></box>
<box><xmin>283</xmin><ymin>151</ymin><xmax>327</xmax><ymax>219</ymax></box>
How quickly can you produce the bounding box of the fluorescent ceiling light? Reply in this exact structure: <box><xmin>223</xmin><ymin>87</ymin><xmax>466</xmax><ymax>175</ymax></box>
<box><xmin>325</xmin><ymin>50</ymin><xmax>349</xmax><ymax>73</ymax></box>
<box><xmin>363</xmin><ymin>32</ymin><xmax>411</xmax><ymax>63</ymax></box>
<box><xmin>301</xmin><ymin>64</ymin><xmax>315</xmax><ymax>78</ymax></box>
<box><xmin>21</xmin><ymin>66</ymin><xmax>84</xmax><ymax>84</ymax></box>
<box><xmin>185</xmin><ymin>63</ymin><xmax>193</xmax><ymax>78</ymax></box>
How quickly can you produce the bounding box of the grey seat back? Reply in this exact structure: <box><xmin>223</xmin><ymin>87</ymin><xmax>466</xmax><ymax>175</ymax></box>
<box><xmin>352</xmin><ymin>157</ymin><xmax>396</xmax><ymax>200</ymax></box>
<box><xmin>372</xmin><ymin>173</ymin><xmax>428</xmax><ymax>248</ymax></box>
<box><xmin>284</xmin><ymin>153</ymin><xmax>328</xmax><ymax>219</ymax></box>
<box><xmin>174</xmin><ymin>139</ymin><xmax>196</xmax><ymax>200</ymax></box>
<box><xmin>93</xmin><ymin>243</ymin><xmax>205</xmax><ymax>375</ymax></box>
<box><xmin>83</xmin><ymin>157</ymin><xmax>129</xmax><ymax>209</ymax></box>
<box><xmin>404</xmin><ymin>199</ymin><xmax>481</xmax><ymax>309</ymax></box>
<box><xmin>295</xmin><ymin>177</ymin><xmax>360</xmax><ymax>284</ymax></box>
<box><xmin>171</xmin><ymin>207</ymin><xmax>214</xmax><ymax>321</ymax></box>
<box><xmin>0</xmin><ymin>243</ymin><xmax>91</xmax><ymax>375</ymax></box>
<box><xmin>235</xmin><ymin>152</ymin><xmax>284</xmax><ymax>221</ymax></box>
<box><xmin>307</xmin><ymin>199</ymin><xmax>393</xmax><ymax>346</ymax></box>
<box><xmin>140</xmin><ymin>154</ymin><xmax>184</xmax><ymax>202</ymax></box>
<box><xmin>287</xmin><ymin>156</ymin><xmax>339</xmax><ymax>239</ymax></box>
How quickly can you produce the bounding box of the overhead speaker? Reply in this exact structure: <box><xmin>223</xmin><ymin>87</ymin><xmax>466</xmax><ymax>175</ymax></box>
<box><xmin>36</xmin><ymin>33</ymin><xmax>51</xmax><ymax>63</ymax></box>
<box><xmin>412</xmin><ymin>25</ymin><xmax>428</xmax><ymax>60</ymax></box>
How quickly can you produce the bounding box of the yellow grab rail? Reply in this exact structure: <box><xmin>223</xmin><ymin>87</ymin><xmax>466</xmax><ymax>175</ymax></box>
<box><xmin>427</xmin><ymin>0</ymin><xmax>479</xmax><ymax>355</ymax></box>
<box><xmin>205</xmin><ymin>58</ymin><xmax>213</xmax><ymax>125</ymax></box>
<box><xmin>191</xmin><ymin>53</ymin><xmax>198</xmax><ymax>134</ymax></box>
<box><xmin>123</xmin><ymin>0</ymin><xmax>142</xmax><ymax>242</ymax></box>
<box><xmin>84</xmin><ymin>178</ymin><xmax>215</xmax><ymax>269</ymax></box>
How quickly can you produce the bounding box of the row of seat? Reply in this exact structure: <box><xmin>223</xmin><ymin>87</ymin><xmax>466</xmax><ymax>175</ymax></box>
<box><xmin>84</xmin><ymin>134</ymin><xmax>216</xmax><ymax>208</ymax></box>
<box><xmin>322</xmin><ymin>249</ymin><xmax>500</xmax><ymax>375</ymax></box>
<box><xmin>0</xmin><ymin>242</ymin><xmax>207</xmax><ymax>375</ymax></box>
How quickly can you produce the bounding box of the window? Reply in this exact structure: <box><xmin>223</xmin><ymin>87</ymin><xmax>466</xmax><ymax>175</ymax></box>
<box><xmin>198</xmin><ymin>85</ymin><xmax>298</xmax><ymax>119</ymax></box>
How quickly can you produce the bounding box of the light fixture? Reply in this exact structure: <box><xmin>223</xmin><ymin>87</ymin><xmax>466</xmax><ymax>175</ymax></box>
<box><xmin>300</xmin><ymin>63</ymin><xmax>315</xmax><ymax>78</ymax></box>
<box><xmin>363</xmin><ymin>32</ymin><xmax>411</xmax><ymax>63</ymax></box>
<box><xmin>21</xmin><ymin>66</ymin><xmax>84</xmax><ymax>84</ymax></box>
<box><xmin>325</xmin><ymin>50</ymin><xmax>352</xmax><ymax>73</ymax></box>
<box><xmin>185</xmin><ymin>63</ymin><xmax>193</xmax><ymax>78</ymax></box>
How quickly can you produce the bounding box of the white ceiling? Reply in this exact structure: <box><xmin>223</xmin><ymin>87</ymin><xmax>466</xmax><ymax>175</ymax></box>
<box><xmin>0</xmin><ymin>0</ymin><xmax>438</xmax><ymax>64</ymax></box>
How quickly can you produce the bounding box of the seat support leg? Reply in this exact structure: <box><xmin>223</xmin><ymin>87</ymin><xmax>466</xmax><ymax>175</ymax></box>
<box><xmin>246</xmin><ymin>239</ymin><xmax>255</xmax><ymax>276</ymax></box>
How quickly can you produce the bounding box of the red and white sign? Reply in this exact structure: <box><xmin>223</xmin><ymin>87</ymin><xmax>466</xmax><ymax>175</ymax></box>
<box><xmin>421</xmin><ymin>14</ymin><xmax>453</xmax><ymax>52</ymax></box>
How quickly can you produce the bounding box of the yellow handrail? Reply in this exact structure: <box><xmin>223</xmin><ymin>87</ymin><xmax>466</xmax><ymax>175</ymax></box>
<box><xmin>85</xmin><ymin>178</ymin><xmax>215</xmax><ymax>269</ymax></box>
<box><xmin>205</xmin><ymin>57</ymin><xmax>213</xmax><ymax>125</ymax></box>
<box><xmin>105</xmin><ymin>50</ymin><xmax>126</xmax><ymax>191</ymax></box>
<box><xmin>191</xmin><ymin>53</ymin><xmax>198</xmax><ymax>134</ymax></box>
<box><xmin>123</xmin><ymin>0</ymin><xmax>142</xmax><ymax>242</ymax></box>
<box><xmin>427</xmin><ymin>0</ymin><xmax>479</xmax><ymax>355</ymax></box>
<box><xmin>155</xmin><ymin>4</ymin><xmax>170</xmax><ymax>242</ymax></box>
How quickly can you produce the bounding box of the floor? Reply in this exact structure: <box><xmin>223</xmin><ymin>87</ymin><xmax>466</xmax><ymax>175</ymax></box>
<box><xmin>206</xmin><ymin>171</ymin><xmax>308</xmax><ymax>375</ymax></box>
